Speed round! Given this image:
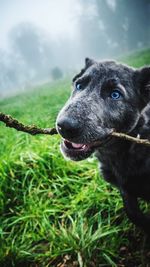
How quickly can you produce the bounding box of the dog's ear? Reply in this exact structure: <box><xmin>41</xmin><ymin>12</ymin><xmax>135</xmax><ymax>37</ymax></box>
<box><xmin>134</xmin><ymin>66</ymin><xmax>150</xmax><ymax>103</ymax></box>
<box><xmin>73</xmin><ymin>58</ymin><xmax>95</xmax><ymax>82</ymax></box>
<box><xmin>85</xmin><ymin>57</ymin><xmax>95</xmax><ymax>68</ymax></box>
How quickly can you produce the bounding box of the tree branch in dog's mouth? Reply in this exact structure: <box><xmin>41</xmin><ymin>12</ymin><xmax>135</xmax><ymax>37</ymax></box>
<box><xmin>111</xmin><ymin>131</ymin><xmax>150</xmax><ymax>146</ymax></box>
<box><xmin>0</xmin><ymin>112</ymin><xmax>150</xmax><ymax>146</ymax></box>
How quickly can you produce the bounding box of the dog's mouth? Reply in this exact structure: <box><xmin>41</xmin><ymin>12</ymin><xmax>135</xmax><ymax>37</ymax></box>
<box><xmin>61</xmin><ymin>138</ymin><xmax>109</xmax><ymax>161</ymax></box>
<box><xmin>64</xmin><ymin>140</ymin><xmax>90</xmax><ymax>151</ymax></box>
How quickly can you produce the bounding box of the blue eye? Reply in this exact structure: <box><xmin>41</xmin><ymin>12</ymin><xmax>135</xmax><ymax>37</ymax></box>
<box><xmin>110</xmin><ymin>90</ymin><xmax>122</xmax><ymax>100</ymax></box>
<box><xmin>76</xmin><ymin>83</ymin><xmax>82</xmax><ymax>90</ymax></box>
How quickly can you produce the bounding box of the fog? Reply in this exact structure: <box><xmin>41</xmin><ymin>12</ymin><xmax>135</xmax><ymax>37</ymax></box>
<box><xmin>0</xmin><ymin>0</ymin><xmax>150</xmax><ymax>96</ymax></box>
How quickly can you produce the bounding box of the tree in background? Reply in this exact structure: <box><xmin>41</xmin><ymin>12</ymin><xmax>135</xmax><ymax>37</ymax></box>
<box><xmin>96</xmin><ymin>0</ymin><xmax>150</xmax><ymax>52</ymax></box>
<box><xmin>79</xmin><ymin>0</ymin><xmax>150</xmax><ymax>58</ymax></box>
<box><xmin>51</xmin><ymin>67</ymin><xmax>63</xmax><ymax>80</ymax></box>
<box><xmin>10</xmin><ymin>22</ymin><xmax>55</xmax><ymax>81</ymax></box>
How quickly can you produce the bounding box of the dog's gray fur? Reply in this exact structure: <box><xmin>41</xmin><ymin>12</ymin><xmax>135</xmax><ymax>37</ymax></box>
<box><xmin>56</xmin><ymin>58</ymin><xmax>150</xmax><ymax>233</ymax></box>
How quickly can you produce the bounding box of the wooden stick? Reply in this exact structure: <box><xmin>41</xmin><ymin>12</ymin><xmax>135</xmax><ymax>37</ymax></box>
<box><xmin>111</xmin><ymin>132</ymin><xmax>150</xmax><ymax>146</ymax></box>
<box><xmin>0</xmin><ymin>112</ymin><xmax>57</xmax><ymax>135</ymax></box>
<box><xmin>0</xmin><ymin>112</ymin><xmax>150</xmax><ymax>146</ymax></box>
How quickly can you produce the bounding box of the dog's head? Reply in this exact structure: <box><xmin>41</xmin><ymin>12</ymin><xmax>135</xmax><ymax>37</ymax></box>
<box><xmin>56</xmin><ymin>58</ymin><xmax>150</xmax><ymax>161</ymax></box>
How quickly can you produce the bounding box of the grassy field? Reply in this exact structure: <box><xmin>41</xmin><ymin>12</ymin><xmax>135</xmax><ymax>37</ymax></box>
<box><xmin>0</xmin><ymin>49</ymin><xmax>150</xmax><ymax>267</ymax></box>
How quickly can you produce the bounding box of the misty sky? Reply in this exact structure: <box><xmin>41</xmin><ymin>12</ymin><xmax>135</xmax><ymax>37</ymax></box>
<box><xmin>0</xmin><ymin>0</ymin><xmax>82</xmax><ymax>49</ymax></box>
<box><xmin>0</xmin><ymin>0</ymin><xmax>149</xmax><ymax>95</ymax></box>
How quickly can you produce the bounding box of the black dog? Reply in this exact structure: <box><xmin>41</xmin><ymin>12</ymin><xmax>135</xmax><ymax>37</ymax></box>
<box><xmin>56</xmin><ymin>58</ymin><xmax>150</xmax><ymax>234</ymax></box>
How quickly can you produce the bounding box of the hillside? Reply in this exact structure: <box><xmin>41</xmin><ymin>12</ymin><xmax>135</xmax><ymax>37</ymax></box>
<box><xmin>0</xmin><ymin>49</ymin><xmax>150</xmax><ymax>267</ymax></box>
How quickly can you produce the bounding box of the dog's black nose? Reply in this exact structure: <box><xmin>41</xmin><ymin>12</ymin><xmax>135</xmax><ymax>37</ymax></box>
<box><xmin>57</xmin><ymin>117</ymin><xmax>81</xmax><ymax>139</ymax></box>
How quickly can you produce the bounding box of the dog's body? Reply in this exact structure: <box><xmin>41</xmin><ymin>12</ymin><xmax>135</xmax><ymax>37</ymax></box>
<box><xmin>56</xmin><ymin>59</ymin><xmax>150</xmax><ymax>233</ymax></box>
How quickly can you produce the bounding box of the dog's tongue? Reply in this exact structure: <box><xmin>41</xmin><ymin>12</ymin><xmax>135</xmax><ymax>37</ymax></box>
<box><xmin>71</xmin><ymin>143</ymin><xmax>84</xmax><ymax>149</ymax></box>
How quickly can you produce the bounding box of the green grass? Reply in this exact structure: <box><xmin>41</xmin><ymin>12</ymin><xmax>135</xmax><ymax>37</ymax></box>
<box><xmin>119</xmin><ymin>48</ymin><xmax>150</xmax><ymax>67</ymax></box>
<box><xmin>0</xmin><ymin>49</ymin><xmax>150</xmax><ymax>267</ymax></box>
